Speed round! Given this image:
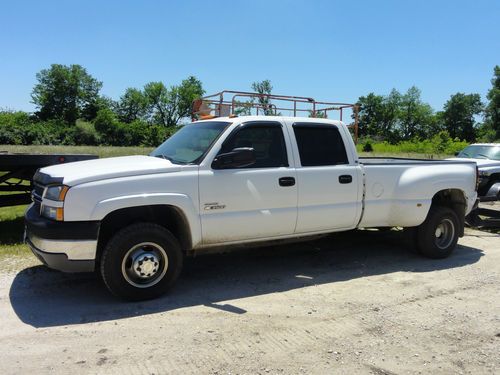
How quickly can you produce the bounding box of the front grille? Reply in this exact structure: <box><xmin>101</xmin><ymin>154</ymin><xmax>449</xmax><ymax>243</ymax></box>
<box><xmin>32</xmin><ymin>182</ymin><xmax>44</xmax><ymax>211</ymax></box>
<box><xmin>33</xmin><ymin>182</ymin><xmax>44</xmax><ymax>198</ymax></box>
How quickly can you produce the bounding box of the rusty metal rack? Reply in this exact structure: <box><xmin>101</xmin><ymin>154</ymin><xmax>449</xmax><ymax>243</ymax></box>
<box><xmin>192</xmin><ymin>90</ymin><xmax>360</xmax><ymax>143</ymax></box>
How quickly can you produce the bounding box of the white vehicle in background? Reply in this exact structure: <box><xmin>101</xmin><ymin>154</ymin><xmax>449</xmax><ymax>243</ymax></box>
<box><xmin>452</xmin><ymin>144</ymin><xmax>500</xmax><ymax>202</ymax></box>
<box><xmin>24</xmin><ymin>91</ymin><xmax>479</xmax><ymax>301</ymax></box>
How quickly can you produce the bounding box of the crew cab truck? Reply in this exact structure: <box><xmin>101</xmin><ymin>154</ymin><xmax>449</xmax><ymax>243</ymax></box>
<box><xmin>25</xmin><ymin>116</ymin><xmax>478</xmax><ymax>300</ymax></box>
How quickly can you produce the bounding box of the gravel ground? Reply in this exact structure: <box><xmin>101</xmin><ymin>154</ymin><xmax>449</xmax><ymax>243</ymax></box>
<box><xmin>0</xmin><ymin>227</ymin><xmax>499</xmax><ymax>375</ymax></box>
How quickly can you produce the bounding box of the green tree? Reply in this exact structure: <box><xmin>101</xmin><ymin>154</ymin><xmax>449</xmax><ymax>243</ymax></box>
<box><xmin>308</xmin><ymin>110</ymin><xmax>327</xmax><ymax>118</ymax></box>
<box><xmin>356</xmin><ymin>93</ymin><xmax>386</xmax><ymax>138</ymax></box>
<box><xmin>143</xmin><ymin>81</ymin><xmax>169</xmax><ymax>125</ymax></box>
<box><xmin>381</xmin><ymin>89</ymin><xmax>402</xmax><ymax>142</ymax></box>
<box><xmin>31</xmin><ymin>64</ymin><xmax>103</xmax><ymax>124</ymax></box>
<box><xmin>251</xmin><ymin>80</ymin><xmax>276</xmax><ymax>115</ymax></box>
<box><xmin>116</xmin><ymin>88</ymin><xmax>148</xmax><ymax>123</ymax></box>
<box><xmin>441</xmin><ymin>93</ymin><xmax>483</xmax><ymax>142</ymax></box>
<box><xmin>484</xmin><ymin>65</ymin><xmax>500</xmax><ymax>138</ymax></box>
<box><xmin>398</xmin><ymin>86</ymin><xmax>435</xmax><ymax>140</ymax></box>
<box><xmin>233</xmin><ymin>101</ymin><xmax>252</xmax><ymax>116</ymax></box>
<box><xmin>356</xmin><ymin>90</ymin><xmax>401</xmax><ymax>141</ymax></box>
<box><xmin>143</xmin><ymin>76</ymin><xmax>204</xmax><ymax>127</ymax></box>
<box><xmin>93</xmin><ymin>108</ymin><xmax>121</xmax><ymax>144</ymax></box>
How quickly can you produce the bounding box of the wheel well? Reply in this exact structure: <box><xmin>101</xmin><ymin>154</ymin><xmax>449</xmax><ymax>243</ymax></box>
<box><xmin>431</xmin><ymin>189</ymin><xmax>466</xmax><ymax>236</ymax></box>
<box><xmin>478</xmin><ymin>172</ymin><xmax>500</xmax><ymax>196</ymax></box>
<box><xmin>97</xmin><ymin>205</ymin><xmax>192</xmax><ymax>259</ymax></box>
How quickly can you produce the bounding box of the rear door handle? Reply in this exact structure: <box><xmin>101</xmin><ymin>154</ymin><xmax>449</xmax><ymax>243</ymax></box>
<box><xmin>279</xmin><ymin>177</ymin><xmax>296</xmax><ymax>187</ymax></box>
<box><xmin>338</xmin><ymin>175</ymin><xmax>352</xmax><ymax>184</ymax></box>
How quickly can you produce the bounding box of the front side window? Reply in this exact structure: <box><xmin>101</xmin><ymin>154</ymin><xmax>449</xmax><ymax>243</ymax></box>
<box><xmin>293</xmin><ymin>124</ymin><xmax>348</xmax><ymax>166</ymax></box>
<box><xmin>218</xmin><ymin>123</ymin><xmax>288</xmax><ymax>168</ymax></box>
<box><xmin>150</xmin><ymin>121</ymin><xmax>230</xmax><ymax>164</ymax></box>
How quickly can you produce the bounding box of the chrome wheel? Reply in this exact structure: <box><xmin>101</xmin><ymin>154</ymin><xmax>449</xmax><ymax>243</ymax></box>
<box><xmin>434</xmin><ymin>218</ymin><xmax>455</xmax><ymax>249</ymax></box>
<box><xmin>121</xmin><ymin>242</ymin><xmax>168</xmax><ymax>288</ymax></box>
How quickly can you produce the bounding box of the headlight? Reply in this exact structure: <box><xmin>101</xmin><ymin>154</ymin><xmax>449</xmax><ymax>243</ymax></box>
<box><xmin>41</xmin><ymin>205</ymin><xmax>64</xmax><ymax>221</ymax></box>
<box><xmin>41</xmin><ymin>185</ymin><xmax>69</xmax><ymax>221</ymax></box>
<box><xmin>44</xmin><ymin>185</ymin><xmax>69</xmax><ymax>201</ymax></box>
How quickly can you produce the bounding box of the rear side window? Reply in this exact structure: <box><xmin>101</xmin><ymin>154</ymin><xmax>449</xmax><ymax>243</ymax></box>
<box><xmin>293</xmin><ymin>125</ymin><xmax>348</xmax><ymax>166</ymax></box>
<box><xmin>220</xmin><ymin>123</ymin><xmax>288</xmax><ymax>168</ymax></box>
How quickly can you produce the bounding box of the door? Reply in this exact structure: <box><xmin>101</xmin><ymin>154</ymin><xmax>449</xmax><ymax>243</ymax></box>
<box><xmin>199</xmin><ymin>121</ymin><xmax>298</xmax><ymax>244</ymax></box>
<box><xmin>291</xmin><ymin>123</ymin><xmax>361</xmax><ymax>233</ymax></box>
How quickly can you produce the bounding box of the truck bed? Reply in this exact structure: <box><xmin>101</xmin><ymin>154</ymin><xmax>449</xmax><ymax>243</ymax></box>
<box><xmin>359</xmin><ymin>157</ymin><xmax>477</xmax><ymax>165</ymax></box>
<box><xmin>358</xmin><ymin>157</ymin><xmax>477</xmax><ymax>228</ymax></box>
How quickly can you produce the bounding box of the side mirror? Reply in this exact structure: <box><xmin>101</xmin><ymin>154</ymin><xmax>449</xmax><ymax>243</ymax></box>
<box><xmin>454</xmin><ymin>152</ymin><xmax>459</xmax><ymax>156</ymax></box>
<box><xmin>212</xmin><ymin>147</ymin><xmax>256</xmax><ymax>169</ymax></box>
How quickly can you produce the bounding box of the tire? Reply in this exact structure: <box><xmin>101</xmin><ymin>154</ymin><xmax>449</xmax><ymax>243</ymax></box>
<box><xmin>100</xmin><ymin>223</ymin><xmax>183</xmax><ymax>301</ymax></box>
<box><xmin>416</xmin><ymin>206</ymin><xmax>460</xmax><ymax>259</ymax></box>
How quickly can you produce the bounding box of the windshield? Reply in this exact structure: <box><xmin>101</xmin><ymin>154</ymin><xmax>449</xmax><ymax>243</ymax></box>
<box><xmin>457</xmin><ymin>145</ymin><xmax>500</xmax><ymax>161</ymax></box>
<box><xmin>150</xmin><ymin>121</ymin><xmax>230</xmax><ymax>164</ymax></box>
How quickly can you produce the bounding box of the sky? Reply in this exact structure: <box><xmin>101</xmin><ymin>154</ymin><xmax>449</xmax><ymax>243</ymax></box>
<box><xmin>0</xmin><ymin>0</ymin><xmax>499</xmax><ymax>114</ymax></box>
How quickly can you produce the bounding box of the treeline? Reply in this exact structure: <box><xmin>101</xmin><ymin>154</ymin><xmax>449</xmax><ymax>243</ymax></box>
<box><xmin>0</xmin><ymin>64</ymin><xmax>499</xmax><ymax>149</ymax></box>
<box><xmin>0</xmin><ymin>64</ymin><xmax>203</xmax><ymax>146</ymax></box>
<box><xmin>356</xmin><ymin>66</ymin><xmax>500</xmax><ymax>146</ymax></box>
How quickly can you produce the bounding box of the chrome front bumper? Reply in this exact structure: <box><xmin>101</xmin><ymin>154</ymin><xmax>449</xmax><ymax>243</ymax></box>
<box><xmin>26</xmin><ymin>233</ymin><xmax>96</xmax><ymax>273</ymax></box>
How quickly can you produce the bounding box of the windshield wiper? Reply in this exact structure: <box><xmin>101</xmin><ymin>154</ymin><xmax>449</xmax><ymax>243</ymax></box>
<box><xmin>153</xmin><ymin>154</ymin><xmax>185</xmax><ymax>164</ymax></box>
<box><xmin>475</xmin><ymin>153</ymin><xmax>490</xmax><ymax>159</ymax></box>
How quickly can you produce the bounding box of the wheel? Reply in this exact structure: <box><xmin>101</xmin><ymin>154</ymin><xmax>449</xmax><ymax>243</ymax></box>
<box><xmin>100</xmin><ymin>223</ymin><xmax>183</xmax><ymax>301</ymax></box>
<box><xmin>416</xmin><ymin>206</ymin><xmax>460</xmax><ymax>259</ymax></box>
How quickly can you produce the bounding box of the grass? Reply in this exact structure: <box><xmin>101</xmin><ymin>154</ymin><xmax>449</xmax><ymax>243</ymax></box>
<box><xmin>358</xmin><ymin>151</ymin><xmax>453</xmax><ymax>159</ymax></box>
<box><xmin>0</xmin><ymin>205</ymin><xmax>31</xmax><ymax>267</ymax></box>
<box><xmin>1</xmin><ymin>144</ymin><xmax>453</xmax><ymax>160</ymax></box>
<box><xmin>0</xmin><ymin>144</ymin><xmax>153</xmax><ymax>158</ymax></box>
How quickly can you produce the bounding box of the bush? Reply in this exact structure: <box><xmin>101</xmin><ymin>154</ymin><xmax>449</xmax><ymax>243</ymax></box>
<box><xmin>0</xmin><ymin>111</ymin><xmax>69</xmax><ymax>145</ymax></box>
<box><xmin>92</xmin><ymin>109</ymin><xmax>177</xmax><ymax>146</ymax></box>
<box><xmin>0</xmin><ymin>111</ymin><xmax>30</xmax><ymax>144</ymax></box>
<box><xmin>22</xmin><ymin>122</ymin><xmax>61</xmax><ymax>145</ymax></box>
<box><xmin>362</xmin><ymin>141</ymin><xmax>374</xmax><ymax>152</ymax></box>
<box><xmin>357</xmin><ymin>131</ymin><xmax>469</xmax><ymax>156</ymax></box>
<box><xmin>64</xmin><ymin>120</ymin><xmax>100</xmax><ymax>145</ymax></box>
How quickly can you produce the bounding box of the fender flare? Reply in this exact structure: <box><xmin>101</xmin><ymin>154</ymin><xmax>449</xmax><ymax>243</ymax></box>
<box><xmin>484</xmin><ymin>182</ymin><xmax>500</xmax><ymax>201</ymax></box>
<box><xmin>90</xmin><ymin>193</ymin><xmax>201</xmax><ymax>247</ymax></box>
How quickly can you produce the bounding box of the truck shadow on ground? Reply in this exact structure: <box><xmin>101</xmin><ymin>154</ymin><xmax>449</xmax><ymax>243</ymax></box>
<box><xmin>9</xmin><ymin>230</ymin><xmax>484</xmax><ymax>328</ymax></box>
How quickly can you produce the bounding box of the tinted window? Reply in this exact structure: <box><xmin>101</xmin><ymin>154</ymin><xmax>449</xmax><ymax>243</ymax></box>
<box><xmin>293</xmin><ymin>125</ymin><xmax>348</xmax><ymax>166</ymax></box>
<box><xmin>220</xmin><ymin>124</ymin><xmax>288</xmax><ymax>168</ymax></box>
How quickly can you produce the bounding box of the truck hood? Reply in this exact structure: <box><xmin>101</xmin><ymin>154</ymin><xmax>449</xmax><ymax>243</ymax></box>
<box><xmin>38</xmin><ymin>155</ymin><xmax>182</xmax><ymax>186</ymax></box>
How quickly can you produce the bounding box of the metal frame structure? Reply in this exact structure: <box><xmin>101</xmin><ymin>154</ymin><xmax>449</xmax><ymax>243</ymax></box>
<box><xmin>192</xmin><ymin>90</ymin><xmax>360</xmax><ymax>143</ymax></box>
<box><xmin>0</xmin><ymin>153</ymin><xmax>97</xmax><ymax>208</ymax></box>
<box><xmin>466</xmin><ymin>206</ymin><xmax>500</xmax><ymax>230</ymax></box>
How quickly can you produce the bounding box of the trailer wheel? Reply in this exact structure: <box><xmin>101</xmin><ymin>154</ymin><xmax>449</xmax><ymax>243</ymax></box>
<box><xmin>416</xmin><ymin>206</ymin><xmax>459</xmax><ymax>259</ymax></box>
<box><xmin>100</xmin><ymin>223</ymin><xmax>183</xmax><ymax>301</ymax></box>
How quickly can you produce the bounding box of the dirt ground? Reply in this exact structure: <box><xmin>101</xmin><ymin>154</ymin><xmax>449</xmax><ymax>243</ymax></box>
<box><xmin>0</xmin><ymin>226</ymin><xmax>499</xmax><ymax>375</ymax></box>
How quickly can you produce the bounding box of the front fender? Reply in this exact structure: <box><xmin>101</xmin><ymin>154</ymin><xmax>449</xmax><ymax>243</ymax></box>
<box><xmin>90</xmin><ymin>193</ymin><xmax>201</xmax><ymax>247</ymax></box>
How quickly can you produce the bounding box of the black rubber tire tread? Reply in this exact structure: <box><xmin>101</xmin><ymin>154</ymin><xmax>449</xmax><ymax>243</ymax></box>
<box><xmin>100</xmin><ymin>222</ymin><xmax>183</xmax><ymax>301</ymax></box>
<box><xmin>416</xmin><ymin>206</ymin><xmax>460</xmax><ymax>259</ymax></box>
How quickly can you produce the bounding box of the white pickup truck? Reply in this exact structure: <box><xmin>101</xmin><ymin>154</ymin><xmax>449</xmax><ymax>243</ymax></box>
<box><xmin>25</xmin><ymin>116</ymin><xmax>478</xmax><ymax>300</ymax></box>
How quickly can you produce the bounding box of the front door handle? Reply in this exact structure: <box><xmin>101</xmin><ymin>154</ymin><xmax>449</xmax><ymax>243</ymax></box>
<box><xmin>338</xmin><ymin>175</ymin><xmax>352</xmax><ymax>184</ymax></box>
<box><xmin>279</xmin><ymin>177</ymin><xmax>296</xmax><ymax>187</ymax></box>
